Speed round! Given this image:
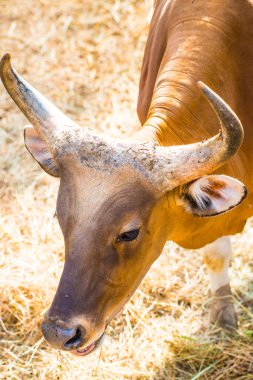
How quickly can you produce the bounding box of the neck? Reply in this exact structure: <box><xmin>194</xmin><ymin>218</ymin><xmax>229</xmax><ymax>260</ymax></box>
<box><xmin>137</xmin><ymin>0</ymin><xmax>242</xmax><ymax>147</ymax></box>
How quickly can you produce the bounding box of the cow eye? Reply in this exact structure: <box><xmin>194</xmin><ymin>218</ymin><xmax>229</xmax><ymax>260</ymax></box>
<box><xmin>116</xmin><ymin>228</ymin><xmax>140</xmax><ymax>243</ymax></box>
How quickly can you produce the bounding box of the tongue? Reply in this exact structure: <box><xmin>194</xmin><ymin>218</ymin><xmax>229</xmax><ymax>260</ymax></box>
<box><xmin>71</xmin><ymin>342</ymin><xmax>96</xmax><ymax>357</ymax></box>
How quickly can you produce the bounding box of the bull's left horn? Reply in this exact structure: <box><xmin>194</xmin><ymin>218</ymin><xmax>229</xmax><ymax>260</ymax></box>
<box><xmin>149</xmin><ymin>82</ymin><xmax>244</xmax><ymax>191</ymax></box>
<box><xmin>0</xmin><ymin>53</ymin><xmax>77</xmax><ymax>143</ymax></box>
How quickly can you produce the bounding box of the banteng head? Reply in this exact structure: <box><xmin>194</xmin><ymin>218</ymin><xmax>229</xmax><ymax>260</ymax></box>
<box><xmin>0</xmin><ymin>53</ymin><xmax>246</xmax><ymax>355</ymax></box>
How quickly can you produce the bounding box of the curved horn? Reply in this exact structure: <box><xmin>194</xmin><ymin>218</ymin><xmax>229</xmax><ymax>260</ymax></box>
<box><xmin>149</xmin><ymin>81</ymin><xmax>244</xmax><ymax>191</ymax></box>
<box><xmin>0</xmin><ymin>53</ymin><xmax>77</xmax><ymax>142</ymax></box>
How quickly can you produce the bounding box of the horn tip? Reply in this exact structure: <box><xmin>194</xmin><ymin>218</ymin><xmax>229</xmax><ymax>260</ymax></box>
<box><xmin>197</xmin><ymin>81</ymin><xmax>215</xmax><ymax>99</ymax></box>
<box><xmin>197</xmin><ymin>81</ymin><xmax>207</xmax><ymax>92</ymax></box>
<box><xmin>0</xmin><ymin>53</ymin><xmax>11</xmax><ymax>73</ymax></box>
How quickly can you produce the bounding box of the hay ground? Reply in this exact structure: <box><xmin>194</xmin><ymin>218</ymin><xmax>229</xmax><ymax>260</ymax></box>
<box><xmin>1</xmin><ymin>0</ymin><xmax>253</xmax><ymax>379</ymax></box>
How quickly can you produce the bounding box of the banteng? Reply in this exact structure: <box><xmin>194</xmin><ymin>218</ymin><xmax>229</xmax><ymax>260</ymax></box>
<box><xmin>1</xmin><ymin>0</ymin><xmax>253</xmax><ymax>356</ymax></box>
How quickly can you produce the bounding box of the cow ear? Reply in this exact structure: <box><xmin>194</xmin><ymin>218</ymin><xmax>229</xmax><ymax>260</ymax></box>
<box><xmin>180</xmin><ymin>175</ymin><xmax>247</xmax><ymax>217</ymax></box>
<box><xmin>24</xmin><ymin>126</ymin><xmax>60</xmax><ymax>177</ymax></box>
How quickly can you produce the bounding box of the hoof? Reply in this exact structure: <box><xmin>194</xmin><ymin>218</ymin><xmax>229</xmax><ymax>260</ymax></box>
<box><xmin>209</xmin><ymin>284</ymin><xmax>237</xmax><ymax>330</ymax></box>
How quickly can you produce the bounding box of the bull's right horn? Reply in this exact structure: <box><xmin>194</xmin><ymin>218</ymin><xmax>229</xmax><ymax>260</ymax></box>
<box><xmin>146</xmin><ymin>82</ymin><xmax>244</xmax><ymax>191</ymax></box>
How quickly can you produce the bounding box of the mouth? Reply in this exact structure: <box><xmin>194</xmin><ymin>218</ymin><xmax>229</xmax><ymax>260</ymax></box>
<box><xmin>70</xmin><ymin>332</ymin><xmax>105</xmax><ymax>357</ymax></box>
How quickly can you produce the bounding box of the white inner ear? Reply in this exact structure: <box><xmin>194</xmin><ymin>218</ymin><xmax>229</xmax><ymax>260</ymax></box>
<box><xmin>185</xmin><ymin>175</ymin><xmax>247</xmax><ymax>217</ymax></box>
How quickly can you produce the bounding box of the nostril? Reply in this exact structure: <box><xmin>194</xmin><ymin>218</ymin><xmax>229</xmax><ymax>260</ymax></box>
<box><xmin>64</xmin><ymin>327</ymin><xmax>84</xmax><ymax>349</ymax></box>
<box><xmin>65</xmin><ymin>328</ymin><xmax>81</xmax><ymax>347</ymax></box>
<box><xmin>42</xmin><ymin>320</ymin><xmax>86</xmax><ymax>350</ymax></box>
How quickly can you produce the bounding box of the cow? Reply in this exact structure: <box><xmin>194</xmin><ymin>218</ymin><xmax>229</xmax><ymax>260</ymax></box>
<box><xmin>1</xmin><ymin>0</ymin><xmax>253</xmax><ymax>357</ymax></box>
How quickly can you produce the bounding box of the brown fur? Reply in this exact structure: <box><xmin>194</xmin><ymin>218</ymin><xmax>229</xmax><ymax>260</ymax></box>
<box><xmin>45</xmin><ymin>157</ymin><xmax>172</xmax><ymax>346</ymax></box>
<box><xmin>138</xmin><ymin>0</ymin><xmax>253</xmax><ymax>248</ymax></box>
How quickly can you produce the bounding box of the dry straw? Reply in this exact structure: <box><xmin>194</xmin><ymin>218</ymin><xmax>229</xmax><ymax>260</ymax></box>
<box><xmin>0</xmin><ymin>0</ymin><xmax>253</xmax><ymax>379</ymax></box>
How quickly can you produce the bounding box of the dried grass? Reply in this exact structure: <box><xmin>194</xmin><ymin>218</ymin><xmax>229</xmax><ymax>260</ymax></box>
<box><xmin>1</xmin><ymin>1</ymin><xmax>253</xmax><ymax>379</ymax></box>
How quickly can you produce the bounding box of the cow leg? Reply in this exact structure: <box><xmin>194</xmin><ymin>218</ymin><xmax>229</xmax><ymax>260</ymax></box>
<box><xmin>201</xmin><ymin>236</ymin><xmax>237</xmax><ymax>329</ymax></box>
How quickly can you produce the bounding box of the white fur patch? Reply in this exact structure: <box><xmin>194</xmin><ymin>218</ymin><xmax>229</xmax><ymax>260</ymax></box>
<box><xmin>183</xmin><ymin>175</ymin><xmax>247</xmax><ymax>217</ymax></box>
<box><xmin>202</xmin><ymin>236</ymin><xmax>231</xmax><ymax>292</ymax></box>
